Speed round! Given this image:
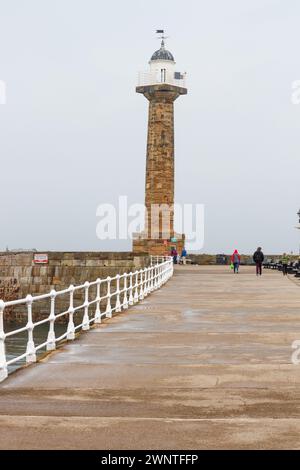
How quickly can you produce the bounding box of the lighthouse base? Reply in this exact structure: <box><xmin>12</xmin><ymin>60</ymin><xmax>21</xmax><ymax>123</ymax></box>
<box><xmin>133</xmin><ymin>232</ymin><xmax>185</xmax><ymax>256</ymax></box>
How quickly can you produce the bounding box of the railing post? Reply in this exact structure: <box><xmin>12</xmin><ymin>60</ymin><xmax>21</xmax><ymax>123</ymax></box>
<box><xmin>47</xmin><ymin>290</ymin><xmax>56</xmax><ymax>351</ymax></box>
<box><xmin>106</xmin><ymin>277</ymin><xmax>112</xmax><ymax>318</ymax></box>
<box><xmin>139</xmin><ymin>269</ymin><xmax>144</xmax><ymax>300</ymax></box>
<box><xmin>143</xmin><ymin>267</ymin><xmax>149</xmax><ymax>297</ymax></box>
<box><xmin>67</xmin><ymin>285</ymin><xmax>75</xmax><ymax>340</ymax></box>
<box><xmin>158</xmin><ymin>264</ymin><xmax>163</xmax><ymax>287</ymax></box>
<box><xmin>162</xmin><ymin>263</ymin><xmax>166</xmax><ymax>284</ymax></box>
<box><xmin>0</xmin><ymin>300</ymin><xmax>8</xmax><ymax>382</ymax></box>
<box><xmin>154</xmin><ymin>265</ymin><xmax>158</xmax><ymax>289</ymax></box>
<box><xmin>123</xmin><ymin>274</ymin><xmax>128</xmax><ymax>309</ymax></box>
<box><xmin>82</xmin><ymin>281</ymin><xmax>90</xmax><ymax>330</ymax></box>
<box><xmin>148</xmin><ymin>267</ymin><xmax>152</xmax><ymax>293</ymax></box>
<box><xmin>150</xmin><ymin>266</ymin><xmax>154</xmax><ymax>292</ymax></box>
<box><xmin>165</xmin><ymin>262</ymin><xmax>169</xmax><ymax>282</ymax></box>
<box><xmin>26</xmin><ymin>295</ymin><xmax>37</xmax><ymax>361</ymax></box>
<box><xmin>133</xmin><ymin>271</ymin><xmax>139</xmax><ymax>303</ymax></box>
<box><xmin>115</xmin><ymin>275</ymin><xmax>121</xmax><ymax>312</ymax></box>
<box><xmin>128</xmin><ymin>272</ymin><xmax>134</xmax><ymax>306</ymax></box>
<box><xmin>94</xmin><ymin>279</ymin><xmax>102</xmax><ymax>324</ymax></box>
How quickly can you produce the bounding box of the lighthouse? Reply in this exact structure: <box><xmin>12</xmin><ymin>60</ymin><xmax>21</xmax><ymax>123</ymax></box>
<box><xmin>133</xmin><ymin>32</ymin><xmax>187</xmax><ymax>256</ymax></box>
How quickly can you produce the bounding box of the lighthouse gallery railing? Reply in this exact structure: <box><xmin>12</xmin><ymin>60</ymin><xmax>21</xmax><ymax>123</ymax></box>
<box><xmin>0</xmin><ymin>256</ymin><xmax>173</xmax><ymax>382</ymax></box>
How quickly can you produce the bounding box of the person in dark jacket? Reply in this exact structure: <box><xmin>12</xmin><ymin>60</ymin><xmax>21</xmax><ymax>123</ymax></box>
<box><xmin>253</xmin><ymin>247</ymin><xmax>264</xmax><ymax>276</ymax></box>
<box><xmin>171</xmin><ymin>247</ymin><xmax>178</xmax><ymax>264</ymax></box>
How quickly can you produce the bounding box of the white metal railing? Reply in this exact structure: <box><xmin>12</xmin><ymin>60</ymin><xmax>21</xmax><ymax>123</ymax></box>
<box><xmin>137</xmin><ymin>71</ymin><xmax>186</xmax><ymax>88</ymax></box>
<box><xmin>0</xmin><ymin>257</ymin><xmax>173</xmax><ymax>382</ymax></box>
<box><xmin>150</xmin><ymin>255</ymin><xmax>170</xmax><ymax>265</ymax></box>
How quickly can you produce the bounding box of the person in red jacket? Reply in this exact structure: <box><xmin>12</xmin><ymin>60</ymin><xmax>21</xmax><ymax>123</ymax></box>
<box><xmin>231</xmin><ymin>249</ymin><xmax>241</xmax><ymax>273</ymax></box>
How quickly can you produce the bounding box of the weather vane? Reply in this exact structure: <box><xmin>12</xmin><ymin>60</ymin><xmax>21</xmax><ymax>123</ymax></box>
<box><xmin>156</xmin><ymin>29</ymin><xmax>169</xmax><ymax>43</ymax></box>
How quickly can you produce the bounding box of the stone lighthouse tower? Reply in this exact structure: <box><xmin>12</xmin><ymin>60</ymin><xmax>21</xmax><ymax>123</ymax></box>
<box><xmin>133</xmin><ymin>33</ymin><xmax>187</xmax><ymax>256</ymax></box>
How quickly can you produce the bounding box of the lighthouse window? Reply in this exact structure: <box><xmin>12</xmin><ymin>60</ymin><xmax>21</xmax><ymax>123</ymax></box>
<box><xmin>161</xmin><ymin>69</ymin><xmax>166</xmax><ymax>82</ymax></box>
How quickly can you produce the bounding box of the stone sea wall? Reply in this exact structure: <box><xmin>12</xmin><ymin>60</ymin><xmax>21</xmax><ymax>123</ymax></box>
<box><xmin>0</xmin><ymin>251</ymin><xmax>149</xmax><ymax>322</ymax></box>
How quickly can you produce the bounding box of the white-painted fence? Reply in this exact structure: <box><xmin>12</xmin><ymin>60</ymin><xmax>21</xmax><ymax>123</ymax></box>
<box><xmin>0</xmin><ymin>256</ymin><xmax>173</xmax><ymax>382</ymax></box>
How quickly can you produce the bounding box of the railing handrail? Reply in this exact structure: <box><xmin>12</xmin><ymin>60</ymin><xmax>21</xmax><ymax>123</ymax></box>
<box><xmin>0</xmin><ymin>257</ymin><xmax>174</xmax><ymax>382</ymax></box>
<box><xmin>150</xmin><ymin>255</ymin><xmax>170</xmax><ymax>266</ymax></box>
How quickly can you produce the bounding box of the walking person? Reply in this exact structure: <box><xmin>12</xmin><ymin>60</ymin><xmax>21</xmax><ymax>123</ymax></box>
<box><xmin>171</xmin><ymin>247</ymin><xmax>178</xmax><ymax>264</ymax></box>
<box><xmin>231</xmin><ymin>249</ymin><xmax>241</xmax><ymax>273</ymax></box>
<box><xmin>253</xmin><ymin>247</ymin><xmax>264</xmax><ymax>276</ymax></box>
<box><xmin>181</xmin><ymin>247</ymin><xmax>187</xmax><ymax>265</ymax></box>
<box><xmin>281</xmin><ymin>253</ymin><xmax>289</xmax><ymax>276</ymax></box>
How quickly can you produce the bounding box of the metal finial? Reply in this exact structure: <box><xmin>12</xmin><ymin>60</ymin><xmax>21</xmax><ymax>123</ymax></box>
<box><xmin>156</xmin><ymin>29</ymin><xmax>168</xmax><ymax>48</ymax></box>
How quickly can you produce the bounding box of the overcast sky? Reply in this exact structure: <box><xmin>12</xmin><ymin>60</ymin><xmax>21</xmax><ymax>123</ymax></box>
<box><xmin>0</xmin><ymin>0</ymin><xmax>299</xmax><ymax>254</ymax></box>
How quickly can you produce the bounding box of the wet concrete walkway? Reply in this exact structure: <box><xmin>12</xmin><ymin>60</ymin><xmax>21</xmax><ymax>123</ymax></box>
<box><xmin>1</xmin><ymin>265</ymin><xmax>300</xmax><ymax>449</ymax></box>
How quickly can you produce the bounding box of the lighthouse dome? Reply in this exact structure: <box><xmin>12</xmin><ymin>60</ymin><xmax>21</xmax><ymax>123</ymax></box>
<box><xmin>150</xmin><ymin>40</ymin><xmax>174</xmax><ymax>62</ymax></box>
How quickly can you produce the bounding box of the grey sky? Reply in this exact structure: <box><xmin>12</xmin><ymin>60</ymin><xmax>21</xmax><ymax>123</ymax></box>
<box><xmin>0</xmin><ymin>0</ymin><xmax>299</xmax><ymax>254</ymax></box>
